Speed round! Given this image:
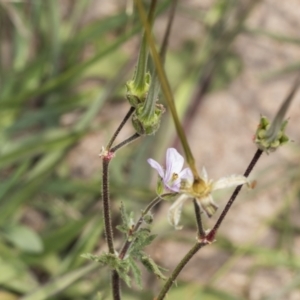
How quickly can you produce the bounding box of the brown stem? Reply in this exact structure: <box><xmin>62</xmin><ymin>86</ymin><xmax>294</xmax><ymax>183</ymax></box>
<box><xmin>112</xmin><ymin>270</ymin><xmax>121</xmax><ymax>300</ymax></box>
<box><xmin>111</xmin><ymin>133</ymin><xmax>141</xmax><ymax>153</ymax></box>
<box><xmin>102</xmin><ymin>158</ymin><xmax>115</xmax><ymax>254</ymax></box>
<box><xmin>102</xmin><ymin>154</ymin><xmax>118</xmax><ymax>299</ymax></box>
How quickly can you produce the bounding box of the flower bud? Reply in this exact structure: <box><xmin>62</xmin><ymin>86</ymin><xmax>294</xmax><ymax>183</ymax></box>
<box><xmin>143</xmin><ymin>213</ymin><xmax>154</xmax><ymax>224</ymax></box>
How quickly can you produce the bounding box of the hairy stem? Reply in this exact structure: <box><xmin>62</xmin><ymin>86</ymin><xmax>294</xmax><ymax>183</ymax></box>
<box><xmin>112</xmin><ymin>270</ymin><xmax>121</xmax><ymax>300</ymax></box>
<box><xmin>102</xmin><ymin>157</ymin><xmax>120</xmax><ymax>299</ymax></box>
<box><xmin>102</xmin><ymin>158</ymin><xmax>115</xmax><ymax>254</ymax></box>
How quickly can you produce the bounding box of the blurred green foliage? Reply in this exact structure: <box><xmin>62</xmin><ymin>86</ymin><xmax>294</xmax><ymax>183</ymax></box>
<box><xmin>0</xmin><ymin>0</ymin><xmax>299</xmax><ymax>299</ymax></box>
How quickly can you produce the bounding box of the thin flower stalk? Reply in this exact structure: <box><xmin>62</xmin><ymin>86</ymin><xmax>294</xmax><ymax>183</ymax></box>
<box><xmin>110</xmin><ymin>133</ymin><xmax>141</xmax><ymax>153</ymax></box>
<box><xmin>106</xmin><ymin>107</ymin><xmax>135</xmax><ymax>150</ymax></box>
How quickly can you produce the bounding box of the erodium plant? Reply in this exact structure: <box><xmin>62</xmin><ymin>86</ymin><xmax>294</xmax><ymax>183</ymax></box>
<box><xmin>82</xmin><ymin>1</ymin><xmax>299</xmax><ymax>299</ymax></box>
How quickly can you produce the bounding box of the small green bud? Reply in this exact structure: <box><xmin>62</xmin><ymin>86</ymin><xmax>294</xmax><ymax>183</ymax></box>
<box><xmin>254</xmin><ymin>115</ymin><xmax>290</xmax><ymax>153</ymax></box>
<box><xmin>143</xmin><ymin>213</ymin><xmax>154</xmax><ymax>225</ymax></box>
<box><xmin>131</xmin><ymin>103</ymin><xmax>165</xmax><ymax>135</ymax></box>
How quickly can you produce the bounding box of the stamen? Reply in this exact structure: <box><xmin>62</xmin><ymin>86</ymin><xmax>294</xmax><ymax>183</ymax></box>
<box><xmin>172</xmin><ymin>173</ymin><xmax>178</xmax><ymax>181</ymax></box>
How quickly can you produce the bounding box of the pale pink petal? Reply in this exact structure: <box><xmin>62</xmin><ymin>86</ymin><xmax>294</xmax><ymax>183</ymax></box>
<box><xmin>168</xmin><ymin>194</ymin><xmax>189</xmax><ymax>230</ymax></box>
<box><xmin>179</xmin><ymin>168</ymin><xmax>193</xmax><ymax>184</ymax></box>
<box><xmin>147</xmin><ymin>158</ymin><xmax>164</xmax><ymax>178</ymax></box>
<box><xmin>212</xmin><ymin>175</ymin><xmax>248</xmax><ymax>191</ymax></box>
<box><xmin>165</xmin><ymin>178</ymin><xmax>181</xmax><ymax>192</ymax></box>
<box><xmin>165</xmin><ymin>148</ymin><xmax>184</xmax><ymax>182</ymax></box>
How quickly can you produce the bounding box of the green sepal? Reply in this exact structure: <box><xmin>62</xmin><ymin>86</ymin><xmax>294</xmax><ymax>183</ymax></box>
<box><xmin>159</xmin><ymin>193</ymin><xmax>178</xmax><ymax>201</ymax></box>
<box><xmin>156</xmin><ymin>177</ymin><xmax>164</xmax><ymax>195</ymax></box>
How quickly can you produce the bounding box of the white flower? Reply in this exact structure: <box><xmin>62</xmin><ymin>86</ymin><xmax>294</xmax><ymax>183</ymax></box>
<box><xmin>148</xmin><ymin>148</ymin><xmax>249</xmax><ymax>230</ymax></box>
<box><xmin>147</xmin><ymin>148</ymin><xmax>193</xmax><ymax>192</ymax></box>
<box><xmin>168</xmin><ymin>167</ymin><xmax>248</xmax><ymax>229</ymax></box>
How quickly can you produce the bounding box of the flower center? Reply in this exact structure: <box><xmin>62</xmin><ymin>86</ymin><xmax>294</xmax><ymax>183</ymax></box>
<box><xmin>171</xmin><ymin>173</ymin><xmax>178</xmax><ymax>181</ymax></box>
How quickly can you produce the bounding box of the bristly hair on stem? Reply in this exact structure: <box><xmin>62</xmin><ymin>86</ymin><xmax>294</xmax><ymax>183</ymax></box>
<box><xmin>102</xmin><ymin>158</ymin><xmax>115</xmax><ymax>254</ymax></box>
<box><xmin>112</xmin><ymin>271</ymin><xmax>121</xmax><ymax>300</ymax></box>
<box><xmin>102</xmin><ymin>130</ymin><xmax>141</xmax><ymax>300</ymax></box>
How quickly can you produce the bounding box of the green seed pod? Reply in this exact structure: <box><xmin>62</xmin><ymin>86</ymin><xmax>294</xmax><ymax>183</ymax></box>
<box><xmin>126</xmin><ymin>73</ymin><xmax>151</xmax><ymax>108</ymax></box>
<box><xmin>131</xmin><ymin>103</ymin><xmax>165</xmax><ymax>135</ymax></box>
